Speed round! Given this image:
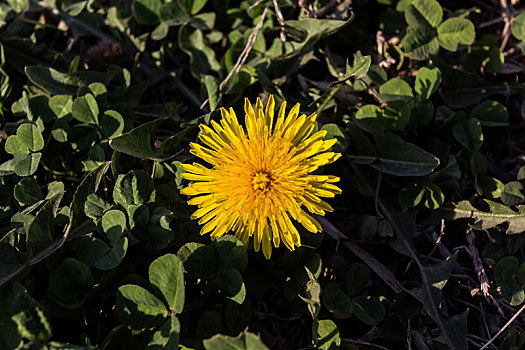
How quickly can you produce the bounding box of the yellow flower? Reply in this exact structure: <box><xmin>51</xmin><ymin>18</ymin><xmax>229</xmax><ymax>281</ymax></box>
<box><xmin>180</xmin><ymin>96</ymin><xmax>341</xmax><ymax>259</ymax></box>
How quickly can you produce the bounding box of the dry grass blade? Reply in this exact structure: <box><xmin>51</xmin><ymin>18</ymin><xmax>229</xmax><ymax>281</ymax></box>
<box><xmin>317</xmin><ymin>215</ymin><xmax>405</xmax><ymax>294</ymax></box>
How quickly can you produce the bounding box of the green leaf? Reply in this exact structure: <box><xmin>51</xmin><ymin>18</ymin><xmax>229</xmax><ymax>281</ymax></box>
<box><xmin>469</xmin><ymin>100</ymin><xmax>509</xmax><ymax>126</ymax></box>
<box><xmin>189</xmin><ymin>0</ymin><xmax>207</xmax><ymax>14</ymax></box>
<box><xmin>113</xmin><ymin>170</ymin><xmax>155</xmax><ymax>208</ymax></box>
<box><xmin>351</xmin><ymin>296</ymin><xmax>385</xmax><ymax>326</ymax></box>
<box><xmin>402</xmin><ymin>28</ymin><xmax>439</xmax><ymax>60</ymax></box>
<box><xmin>274</xmin><ymin>18</ymin><xmax>350</xmax><ymax>60</ymax></box>
<box><xmin>211</xmin><ymin>235</ymin><xmax>248</xmax><ymax>272</ymax></box>
<box><xmin>27</xmin><ymin>192</ymin><xmax>65</xmax><ymax>260</ymax></box>
<box><xmin>7</xmin><ymin>0</ymin><xmax>29</xmax><ymax>13</ymax></box>
<box><xmin>452</xmin><ymin>118</ymin><xmax>483</xmax><ymax>152</ymax></box>
<box><xmin>344</xmin><ymin>263</ymin><xmax>371</xmax><ymax>296</ymax></box>
<box><xmin>178</xmin><ymin>24</ymin><xmax>220</xmax><ymax>77</ymax></box>
<box><xmin>72</xmin><ymin>94</ymin><xmax>99</xmax><ymax>125</ymax></box>
<box><xmin>415</xmin><ymin>66</ymin><xmax>441</xmax><ymax>100</ymax></box>
<box><xmin>398</xmin><ymin>186</ymin><xmax>425</xmax><ymax>208</ymax></box>
<box><xmin>409</xmin><ymin>100</ymin><xmax>434</xmax><ymax>128</ymax></box>
<box><xmin>146</xmin><ymin>207</ymin><xmax>175</xmax><ymax>250</ymax></box>
<box><xmin>517</xmin><ymin>263</ymin><xmax>525</xmax><ymax>284</ymax></box>
<box><xmin>298</xmin><ymin>267</ymin><xmax>321</xmax><ymax>325</ymax></box>
<box><xmin>355</xmin><ymin>105</ymin><xmax>383</xmax><ymax>131</ymax></box>
<box><xmin>159</xmin><ymin>1</ymin><xmax>188</xmax><ymax>22</ymax></box>
<box><xmin>73</xmin><ymin>237</ymin><xmax>110</xmax><ymax>267</ymax></box>
<box><xmin>437</xmin><ymin>18</ymin><xmax>476</xmax><ymax>51</ymax></box>
<box><xmin>127</xmin><ymin>204</ymin><xmax>150</xmax><ymax>230</ymax></box>
<box><xmin>360</xmin><ymin>215</ymin><xmax>394</xmax><ymax>240</ymax></box>
<box><xmin>470</xmin><ymin>152</ymin><xmax>488</xmax><ymax>176</ymax></box>
<box><xmin>94</xmin><ymin>237</ymin><xmax>128</xmax><ymax>270</ymax></box>
<box><xmin>5</xmin><ymin>123</ymin><xmax>44</xmax><ymax>154</ymax></box>
<box><xmin>132</xmin><ymin>0</ymin><xmax>161</xmax><ymax>25</ymax></box>
<box><xmin>435</xmin><ymin>106</ymin><xmax>465</xmax><ymax>127</ymax></box>
<box><xmin>203</xmin><ymin>75</ymin><xmax>220</xmax><ymax>111</ymax></box>
<box><xmin>68</xmin><ymin>125</ymin><xmax>97</xmax><ymax>151</ymax></box>
<box><xmin>439</xmin><ymin>200</ymin><xmax>525</xmax><ymax>234</ymax></box>
<box><xmin>476</xmin><ymin>176</ymin><xmax>504</xmax><ymax>199</ymax></box>
<box><xmin>511</xmin><ymin>12</ymin><xmax>525</xmax><ymax>41</ymax></box>
<box><xmin>346</xmin><ymin>50</ymin><xmax>371</xmax><ymax>80</ymax></box>
<box><xmin>203</xmin><ymin>331</ymin><xmax>269</xmax><ymax>350</ymax></box>
<box><xmin>355</xmin><ymin>103</ymin><xmax>411</xmax><ymax>131</ymax></box>
<box><xmin>14</xmin><ymin>177</ymin><xmax>42</xmax><ymax>206</ymax></box>
<box><xmin>101</xmin><ymin>209</ymin><xmax>127</xmax><ymax>244</ymax></box>
<box><xmin>10</xmin><ymin>292</ymin><xmax>52</xmax><ymax>343</ymax></box>
<box><xmin>423</xmin><ymin>182</ymin><xmax>444</xmax><ymax>209</ymax></box>
<box><xmin>379</xmin><ymin>78</ymin><xmax>414</xmax><ymax>102</ymax></box>
<box><xmin>405</xmin><ymin>0</ymin><xmax>443</xmax><ymax>29</ymax></box>
<box><xmin>216</xmin><ymin>268</ymin><xmax>246</xmax><ymax>304</ymax></box>
<box><xmin>316</xmin><ymin>319</ymin><xmax>340</xmax><ymax>350</ymax></box>
<box><xmin>25</xmin><ymin>66</ymin><xmax>116</xmax><ymax>95</ymax></box>
<box><xmin>321</xmin><ymin>124</ymin><xmax>347</xmax><ymax>153</ymax></box>
<box><xmin>494</xmin><ymin>256</ymin><xmax>519</xmax><ymax>285</ymax></box>
<box><xmin>116</xmin><ymin>284</ymin><xmax>168</xmax><ymax>330</ymax></box>
<box><xmin>321</xmin><ymin>282</ymin><xmax>353</xmax><ymax>318</ymax></box>
<box><xmin>49</xmin><ymin>258</ymin><xmax>93</xmax><ymax>309</ymax></box>
<box><xmin>355</xmin><ymin>132</ymin><xmax>439</xmax><ymax>176</ymax></box>
<box><xmin>13</xmin><ymin>153</ymin><xmax>42</xmax><ymax>177</ymax></box>
<box><xmin>70</xmin><ymin>162</ymin><xmax>111</xmax><ymax>229</ymax></box>
<box><xmin>501</xmin><ymin>181</ymin><xmax>525</xmax><ymax>207</ymax></box>
<box><xmin>110</xmin><ymin>118</ymin><xmax>188</xmax><ymax>161</ymax></box>
<box><xmin>494</xmin><ymin>256</ymin><xmax>525</xmax><ymax>306</ymax></box>
<box><xmin>147</xmin><ymin>316</ymin><xmax>180</xmax><ymax>350</ymax></box>
<box><xmin>100</xmin><ymin>110</ymin><xmax>124</xmax><ymax>139</ymax></box>
<box><xmin>178</xmin><ymin>243</ymin><xmax>218</xmax><ymax>279</ymax></box>
<box><xmin>149</xmin><ymin>254</ymin><xmax>185</xmax><ymax>313</ymax></box>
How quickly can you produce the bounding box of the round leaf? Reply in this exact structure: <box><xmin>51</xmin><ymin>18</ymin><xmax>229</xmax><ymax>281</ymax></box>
<box><xmin>116</xmin><ymin>284</ymin><xmax>168</xmax><ymax>329</ymax></box>
<box><xmin>95</xmin><ymin>237</ymin><xmax>129</xmax><ymax>270</ymax></box>
<box><xmin>501</xmin><ymin>181</ymin><xmax>525</xmax><ymax>207</ymax></box>
<box><xmin>402</xmin><ymin>28</ymin><xmax>440</xmax><ymax>60</ymax></box>
<box><xmin>321</xmin><ymin>124</ymin><xmax>347</xmax><ymax>153</ymax></box>
<box><xmin>14</xmin><ymin>177</ymin><xmax>42</xmax><ymax>206</ymax></box>
<box><xmin>133</xmin><ymin>0</ymin><xmax>162</xmax><ymax>25</ymax></box>
<box><xmin>321</xmin><ymin>282</ymin><xmax>353</xmax><ymax>319</ymax></box>
<box><xmin>149</xmin><ymin>254</ymin><xmax>185</xmax><ymax>313</ymax></box>
<box><xmin>113</xmin><ymin>170</ymin><xmax>156</xmax><ymax>208</ymax></box>
<box><xmin>5</xmin><ymin>123</ymin><xmax>44</xmax><ymax>154</ymax></box>
<box><xmin>379</xmin><ymin>78</ymin><xmax>413</xmax><ymax>102</ymax></box>
<box><xmin>100</xmin><ymin>110</ymin><xmax>124</xmax><ymax>139</ymax></box>
<box><xmin>351</xmin><ymin>296</ymin><xmax>386</xmax><ymax>326</ymax></box>
<box><xmin>216</xmin><ymin>268</ymin><xmax>246</xmax><ymax>304</ymax></box>
<box><xmin>344</xmin><ymin>263</ymin><xmax>371</xmax><ymax>296</ymax></box>
<box><xmin>511</xmin><ymin>12</ymin><xmax>525</xmax><ymax>41</ymax></box>
<box><xmin>437</xmin><ymin>18</ymin><xmax>475</xmax><ymax>51</ymax></box>
<box><xmin>101</xmin><ymin>209</ymin><xmax>127</xmax><ymax>244</ymax></box>
<box><xmin>72</xmin><ymin>93</ymin><xmax>99</xmax><ymax>124</ymax></box>
<box><xmin>405</xmin><ymin>0</ymin><xmax>443</xmax><ymax>29</ymax></box>
<box><xmin>49</xmin><ymin>258</ymin><xmax>93</xmax><ymax>309</ymax></box>
<box><xmin>415</xmin><ymin>66</ymin><xmax>441</xmax><ymax>100</ymax></box>
<box><xmin>469</xmin><ymin>100</ymin><xmax>508</xmax><ymax>126</ymax></box>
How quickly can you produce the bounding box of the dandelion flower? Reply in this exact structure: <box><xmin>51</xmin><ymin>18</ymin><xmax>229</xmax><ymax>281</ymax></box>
<box><xmin>180</xmin><ymin>96</ymin><xmax>342</xmax><ymax>259</ymax></box>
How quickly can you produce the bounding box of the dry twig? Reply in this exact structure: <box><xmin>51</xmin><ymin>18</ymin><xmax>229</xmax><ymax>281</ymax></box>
<box><xmin>480</xmin><ymin>302</ymin><xmax>525</xmax><ymax>349</ymax></box>
<box><xmin>219</xmin><ymin>6</ymin><xmax>269</xmax><ymax>94</ymax></box>
<box><xmin>466</xmin><ymin>227</ymin><xmax>491</xmax><ymax>298</ymax></box>
<box><xmin>272</xmin><ymin>0</ymin><xmax>286</xmax><ymax>42</ymax></box>
<box><xmin>500</xmin><ymin>0</ymin><xmax>513</xmax><ymax>51</ymax></box>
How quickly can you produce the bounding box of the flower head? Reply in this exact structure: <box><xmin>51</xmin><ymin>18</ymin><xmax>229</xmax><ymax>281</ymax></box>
<box><xmin>180</xmin><ymin>96</ymin><xmax>341</xmax><ymax>258</ymax></box>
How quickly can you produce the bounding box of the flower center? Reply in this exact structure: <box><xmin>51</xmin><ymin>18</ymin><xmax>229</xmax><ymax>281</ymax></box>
<box><xmin>252</xmin><ymin>172</ymin><xmax>272</xmax><ymax>191</ymax></box>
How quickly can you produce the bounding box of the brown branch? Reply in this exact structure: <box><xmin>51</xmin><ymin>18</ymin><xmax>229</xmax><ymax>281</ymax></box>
<box><xmin>219</xmin><ymin>6</ymin><xmax>269</xmax><ymax>94</ymax></box>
